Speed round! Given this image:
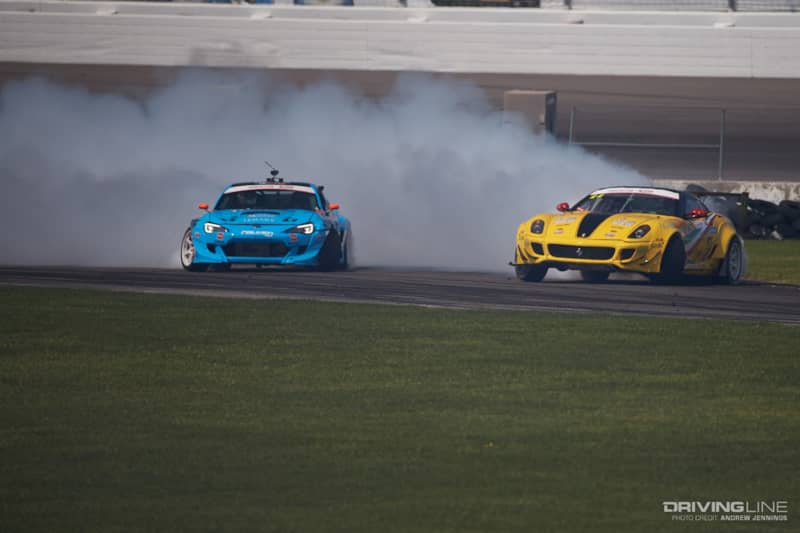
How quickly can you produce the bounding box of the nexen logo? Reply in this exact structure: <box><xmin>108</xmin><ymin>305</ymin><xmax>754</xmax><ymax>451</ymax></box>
<box><xmin>663</xmin><ymin>501</ymin><xmax>788</xmax><ymax>513</ymax></box>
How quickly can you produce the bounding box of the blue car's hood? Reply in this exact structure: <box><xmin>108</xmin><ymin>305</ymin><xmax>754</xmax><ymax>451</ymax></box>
<box><xmin>210</xmin><ymin>209</ymin><xmax>315</xmax><ymax>226</ymax></box>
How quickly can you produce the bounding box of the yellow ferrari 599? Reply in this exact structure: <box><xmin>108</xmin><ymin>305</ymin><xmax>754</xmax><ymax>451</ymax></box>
<box><xmin>513</xmin><ymin>186</ymin><xmax>745</xmax><ymax>284</ymax></box>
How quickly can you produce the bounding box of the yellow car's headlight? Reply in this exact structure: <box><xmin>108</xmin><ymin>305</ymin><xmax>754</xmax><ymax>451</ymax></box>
<box><xmin>530</xmin><ymin>219</ymin><xmax>545</xmax><ymax>234</ymax></box>
<box><xmin>629</xmin><ymin>225</ymin><xmax>651</xmax><ymax>239</ymax></box>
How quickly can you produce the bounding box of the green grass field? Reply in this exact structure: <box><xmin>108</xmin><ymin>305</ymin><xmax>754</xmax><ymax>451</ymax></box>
<box><xmin>745</xmin><ymin>239</ymin><xmax>800</xmax><ymax>285</ymax></box>
<box><xmin>1</xmin><ymin>287</ymin><xmax>798</xmax><ymax>532</ymax></box>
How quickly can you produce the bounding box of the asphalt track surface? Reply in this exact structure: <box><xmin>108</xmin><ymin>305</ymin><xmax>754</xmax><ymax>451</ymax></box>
<box><xmin>1</xmin><ymin>266</ymin><xmax>799</xmax><ymax>324</ymax></box>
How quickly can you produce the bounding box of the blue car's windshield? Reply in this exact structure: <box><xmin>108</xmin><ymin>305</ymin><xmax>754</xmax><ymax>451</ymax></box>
<box><xmin>572</xmin><ymin>193</ymin><xmax>678</xmax><ymax>217</ymax></box>
<box><xmin>216</xmin><ymin>190</ymin><xmax>319</xmax><ymax>211</ymax></box>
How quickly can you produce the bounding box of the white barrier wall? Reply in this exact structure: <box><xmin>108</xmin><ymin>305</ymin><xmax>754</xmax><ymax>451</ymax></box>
<box><xmin>1</xmin><ymin>0</ymin><xmax>800</xmax><ymax>77</ymax></box>
<box><xmin>540</xmin><ymin>0</ymin><xmax>730</xmax><ymax>10</ymax></box>
<box><xmin>654</xmin><ymin>179</ymin><xmax>800</xmax><ymax>204</ymax></box>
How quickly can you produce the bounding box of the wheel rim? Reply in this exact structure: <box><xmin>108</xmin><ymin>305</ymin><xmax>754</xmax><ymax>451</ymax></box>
<box><xmin>181</xmin><ymin>232</ymin><xmax>195</xmax><ymax>267</ymax></box>
<box><xmin>728</xmin><ymin>240</ymin><xmax>742</xmax><ymax>280</ymax></box>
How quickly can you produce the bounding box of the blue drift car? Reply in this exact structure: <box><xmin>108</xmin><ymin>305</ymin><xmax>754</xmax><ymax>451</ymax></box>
<box><xmin>180</xmin><ymin>175</ymin><xmax>351</xmax><ymax>271</ymax></box>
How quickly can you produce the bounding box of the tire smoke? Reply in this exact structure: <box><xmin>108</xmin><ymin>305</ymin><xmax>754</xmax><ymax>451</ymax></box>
<box><xmin>0</xmin><ymin>72</ymin><xmax>645</xmax><ymax>271</ymax></box>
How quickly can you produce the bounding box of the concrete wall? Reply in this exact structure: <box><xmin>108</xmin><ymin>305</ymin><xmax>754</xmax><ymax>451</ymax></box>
<box><xmin>2</xmin><ymin>0</ymin><xmax>800</xmax><ymax>77</ymax></box>
<box><xmin>654</xmin><ymin>179</ymin><xmax>800</xmax><ymax>203</ymax></box>
<box><xmin>2</xmin><ymin>1</ymin><xmax>799</xmax><ymax>190</ymax></box>
<box><xmin>2</xmin><ymin>62</ymin><xmax>799</xmax><ymax>184</ymax></box>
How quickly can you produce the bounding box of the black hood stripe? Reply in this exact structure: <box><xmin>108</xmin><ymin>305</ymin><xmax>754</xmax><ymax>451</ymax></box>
<box><xmin>577</xmin><ymin>213</ymin><xmax>613</xmax><ymax>238</ymax></box>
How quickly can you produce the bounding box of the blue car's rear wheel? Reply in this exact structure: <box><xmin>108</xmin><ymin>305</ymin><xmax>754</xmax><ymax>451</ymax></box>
<box><xmin>338</xmin><ymin>231</ymin><xmax>351</xmax><ymax>271</ymax></box>
<box><xmin>180</xmin><ymin>229</ymin><xmax>208</xmax><ymax>272</ymax></box>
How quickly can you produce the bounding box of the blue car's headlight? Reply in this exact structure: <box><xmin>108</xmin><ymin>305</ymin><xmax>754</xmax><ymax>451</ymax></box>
<box><xmin>204</xmin><ymin>222</ymin><xmax>228</xmax><ymax>234</ymax></box>
<box><xmin>286</xmin><ymin>223</ymin><xmax>315</xmax><ymax>235</ymax></box>
<box><xmin>628</xmin><ymin>225</ymin><xmax>651</xmax><ymax>239</ymax></box>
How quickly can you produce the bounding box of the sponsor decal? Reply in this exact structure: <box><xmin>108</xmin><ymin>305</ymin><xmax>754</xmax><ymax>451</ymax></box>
<box><xmin>554</xmin><ymin>228</ymin><xmax>564</xmax><ymax>235</ymax></box>
<box><xmin>240</xmin><ymin>230</ymin><xmax>274</xmax><ymax>237</ymax></box>
<box><xmin>592</xmin><ymin>187</ymin><xmax>680</xmax><ymax>200</ymax></box>
<box><xmin>225</xmin><ymin>184</ymin><xmax>315</xmax><ymax>194</ymax></box>
<box><xmin>612</xmin><ymin>218</ymin><xmax>637</xmax><ymax>227</ymax></box>
<box><xmin>554</xmin><ymin>217</ymin><xmax>576</xmax><ymax>224</ymax></box>
<box><xmin>662</xmin><ymin>500</ymin><xmax>789</xmax><ymax>523</ymax></box>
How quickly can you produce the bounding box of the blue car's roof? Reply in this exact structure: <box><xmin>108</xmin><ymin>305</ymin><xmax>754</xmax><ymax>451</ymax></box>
<box><xmin>224</xmin><ymin>181</ymin><xmax>320</xmax><ymax>190</ymax></box>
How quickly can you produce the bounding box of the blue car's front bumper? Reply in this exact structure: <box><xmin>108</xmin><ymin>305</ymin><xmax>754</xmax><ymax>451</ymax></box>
<box><xmin>191</xmin><ymin>225</ymin><xmax>329</xmax><ymax>266</ymax></box>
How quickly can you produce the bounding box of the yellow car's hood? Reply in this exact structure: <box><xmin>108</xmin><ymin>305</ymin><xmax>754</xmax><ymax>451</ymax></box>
<box><xmin>546</xmin><ymin>212</ymin><xmax>658</xmax><ymax>240</ymax></box>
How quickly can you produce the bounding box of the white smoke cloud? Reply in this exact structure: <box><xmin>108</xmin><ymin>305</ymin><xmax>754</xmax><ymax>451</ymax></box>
<box><xmin>0</xmin><ymin>71</ymin><xmax>645</xmax><ymax>271</ymax></box>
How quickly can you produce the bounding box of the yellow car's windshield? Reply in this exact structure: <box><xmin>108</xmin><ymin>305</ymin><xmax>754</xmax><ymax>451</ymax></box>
<box><xmin>573</xmin><ymin>193</ymin><xmax>678</xmax><ymax>216</ymax></box>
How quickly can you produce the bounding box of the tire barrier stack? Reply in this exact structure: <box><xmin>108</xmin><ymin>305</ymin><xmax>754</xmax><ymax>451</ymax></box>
<box><xmin>690</xmin><ymin>187</ymin><xmax>800</xmax><ymax>240</ymax></box>
<box><xmin>746</xmin><ymin>199</ymin><xmax>800</xmax><ymax>240</ymax></box>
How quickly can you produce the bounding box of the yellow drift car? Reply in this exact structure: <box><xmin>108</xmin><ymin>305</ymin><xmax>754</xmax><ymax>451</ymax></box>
<box><xmin>513</xmin><ymin>186</ymin><xmax>745</xmax><ymax>284</ymax></box>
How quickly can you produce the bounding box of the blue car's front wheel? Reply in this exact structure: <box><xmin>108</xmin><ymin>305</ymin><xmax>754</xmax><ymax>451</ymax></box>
<box><xmin>317</xmin><ymin>230</ymin><xmax>345</xmax><ymax>271</ymax></box>
<box><xmin>180</xmin><ymin>229</ymin><xmax>208</xmax><ymax>272</ymax></box>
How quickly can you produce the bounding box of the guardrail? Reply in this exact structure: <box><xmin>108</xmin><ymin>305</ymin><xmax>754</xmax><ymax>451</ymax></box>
<box><xmin>60</xmin><ymin>0</ymin><xmax>800</xmax><ymax>9</ymax></box>
<box><xmin>562</xmin><ymin>104</ymin><xmax>800</xmax><ymax>185</ymax></box>
<box><xmin>545</xmin><ymin>1</ymin><xmax>800</xmax><ymax>11</ymax></box>
<box><xmin>568</xmin><ymin>106</ymin><xmax>728</xmax><ymax>180</ymax></box>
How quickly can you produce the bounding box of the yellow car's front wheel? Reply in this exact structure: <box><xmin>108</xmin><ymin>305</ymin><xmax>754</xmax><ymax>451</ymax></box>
<box><xmin>581</xmin><ymin>271</ymin><xmax>610</xmax><ymax>283</ymax></box>
<box><xmin>515</xmin><ymin>264</ymin><xmax>547</xmax><ymax>282</ymax></box>
<box><xmin>650</xmin><ymin>236</ymin><xmax>686</xmax><ymax>284</ymax></box>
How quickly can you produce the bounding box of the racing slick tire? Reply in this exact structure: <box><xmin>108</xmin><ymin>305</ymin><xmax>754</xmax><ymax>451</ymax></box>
<box><xmin>762</xmin><ymin>212</ymin><xmax>785</xmax><ymax>228</ymax></box>
<box><xmin>748</xmin><ymin>199</ymin><xmax>779</xmax><ymax>217</ymax></box>
<box><xmin>180</xmin><ymin>229</ymin><xmax>208</xmax><ymax>272</ymax></box>
<box><xmin>747</xmin><ymin>223</ymin><xmax>768</xmax><ymax>239</ymax></box>
<box><xmin>580</xmin><ymin>270</ymin><xmax>610</xmax><ymax>283</ymax></box>
<box><xmin>650</xmin><ymin>235</ymin><xmax>685</xmax><ymax>284</ymax></box>
<box><xmin>515</xmin><ymin>264</ymin><xmax>547</xmax><ymax>282</ymax></box>
<box><xmin>317</xmin><ymin>230</ymin><xmax>343</xmax><ymax>271</ymax></box>
<box><xmin>716</xmin><ymin>237</ymin><xmax>745</xmax><ymax>285</ymax></box>
<box><xmin>684</xmin><ymin>183</ymin><xmax>708</xmax><ymax>193</ymax></box>
<box><xmin>776</xmin><ymin>223</ymin><xmax>798</xmax><ymax>239</ymax></box>
<box><xmin>779</xmin><ymin>200</ymin><xmax>800</xmax><ymax>220</ymax></box>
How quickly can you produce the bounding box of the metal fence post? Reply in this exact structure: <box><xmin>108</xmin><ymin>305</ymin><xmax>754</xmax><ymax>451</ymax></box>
<box><xmin>568</xmin><ymin>107</ymin><xmax>576</xmax><ymax>144</ymax></box>
<box><xmin>564</xmin><ymin>0</ymin><xmax>572</xmax><ymax>9</ymax></box>
<box><xmin>728</xmin><ymin>0</ymin><xmax>737</xmax><ymax>11</ymax></box>
<box><xmin>718</xmin><ymin>109</ymin><xmax>726</xmax><ymax>180</ymax></box>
